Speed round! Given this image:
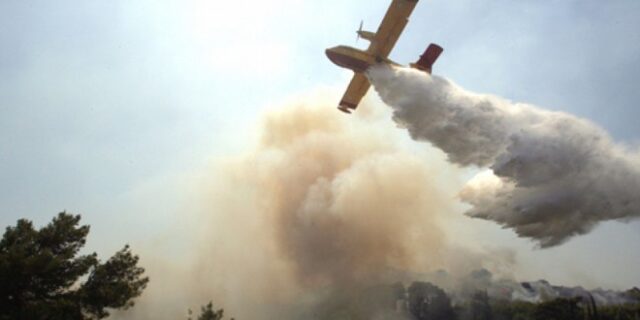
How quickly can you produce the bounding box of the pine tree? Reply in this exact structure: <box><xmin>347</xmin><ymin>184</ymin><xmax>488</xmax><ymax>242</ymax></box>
<box><xmin>0</xmin><ymin>212</ymin><xmax>149</xmax><ymax>319</ymax></box>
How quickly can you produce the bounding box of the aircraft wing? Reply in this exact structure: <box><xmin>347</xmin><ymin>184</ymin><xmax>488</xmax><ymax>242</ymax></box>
<box><xmin>338</xmin><ymin>73</ymin><xmax>371</xmax><ymax>113</ymax></box>
<box><xmin>370</xmin><ymin>0</ymin><xmax>419</xmax><ymax>58</ymax></box>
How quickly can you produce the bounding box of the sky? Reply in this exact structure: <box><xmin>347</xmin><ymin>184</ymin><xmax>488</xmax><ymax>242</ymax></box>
<box><xmin>1</xmin><ymin>0</ymin><xmax>640</xmax><ymax>304</ymax></box>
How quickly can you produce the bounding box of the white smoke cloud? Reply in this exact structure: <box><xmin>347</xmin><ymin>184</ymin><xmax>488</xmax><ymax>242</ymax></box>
<box><xmin>368</xmin><ymin>65</ymin><xmax>640</xmax><ymax>247</ymax></box>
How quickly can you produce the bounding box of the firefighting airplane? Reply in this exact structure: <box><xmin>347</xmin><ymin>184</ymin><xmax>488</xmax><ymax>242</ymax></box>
<box><xmin>325</xmin><ymin>0</ymin><xmax>443</xmax><ymax>113</ymax></box>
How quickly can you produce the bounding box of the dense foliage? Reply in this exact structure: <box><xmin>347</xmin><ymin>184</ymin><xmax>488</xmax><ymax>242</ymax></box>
<box><xmin>0</xmin><ymin>212</ymin><xmax>148</xmax><ymax>319</ymax></box>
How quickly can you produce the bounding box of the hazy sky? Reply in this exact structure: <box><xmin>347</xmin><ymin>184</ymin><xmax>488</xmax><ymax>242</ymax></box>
<box><xmin>1</xmin><ymin>0</ymin><xmax>640</xmax><ymax>293</ymax></box>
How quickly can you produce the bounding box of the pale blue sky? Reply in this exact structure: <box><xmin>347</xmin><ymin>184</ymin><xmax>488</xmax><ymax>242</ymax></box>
<box><xmin>1</xmin><ymin>0</ymin><xmax>639</xmax><ymax>291</ymax></box>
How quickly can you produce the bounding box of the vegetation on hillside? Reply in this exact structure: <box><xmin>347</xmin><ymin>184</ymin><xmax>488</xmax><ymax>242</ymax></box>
<box><xmin>314</xmin><ymin>282</ymin><xmax>640</xmax><ymax>320</ymax></box>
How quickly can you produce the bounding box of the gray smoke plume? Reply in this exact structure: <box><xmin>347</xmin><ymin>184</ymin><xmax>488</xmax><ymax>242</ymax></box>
<box><xmin>367</xmin><ymin>65</ymin><xmax>640</xmax><ymax>247</ymax></box>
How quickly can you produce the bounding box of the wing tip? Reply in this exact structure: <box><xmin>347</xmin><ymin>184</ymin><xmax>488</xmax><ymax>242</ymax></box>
<box><xmin>337</xmin><ymin>106</ymin><xmax>352</xmax><ymax>114</ymax></box>
<box><xmin>338</xmin><ymin>101</ymin><xmax>358</xmax><ymax>114</ymax></box>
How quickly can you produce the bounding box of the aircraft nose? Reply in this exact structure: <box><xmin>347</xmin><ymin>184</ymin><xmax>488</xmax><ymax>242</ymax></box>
<box><xmin>325</xmin><ymin>48</ymin><xmax>335</xmax><ymax>59</ymax></box>
<box><xmin>325</xmin><ymin>47</ymin><xmax>340</xmax><ymax>65</ymax></box>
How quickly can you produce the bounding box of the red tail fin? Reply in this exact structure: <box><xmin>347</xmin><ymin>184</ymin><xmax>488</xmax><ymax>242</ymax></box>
<box><xmin>412</xmin><ymin>43</ymin><xmax>443</xmax><ymax>74</ymax></box>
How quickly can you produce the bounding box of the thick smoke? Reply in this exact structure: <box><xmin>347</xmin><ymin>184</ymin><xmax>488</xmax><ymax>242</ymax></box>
<box><xmin>368</xmin><ymin>65</ymin><xmax>640</xmax><ymax>247</ymax></box>
<box><xmin>186</xmin><ymin>94</ymin><xmax>511</xmax><ymax>319</ymax></box>
<box><xmin>115</xmin><ymin>94</ymin><xmax>518</xmax><ymax>320</ymax></box>
<box><xmin>255</xmin><ymin>101</ymin><xmax>452</xmax><ymax>286</ymax></box>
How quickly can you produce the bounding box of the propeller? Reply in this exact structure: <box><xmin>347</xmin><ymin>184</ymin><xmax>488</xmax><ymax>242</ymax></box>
<box><xmin>356</xmin><ymin>20</ymin><xmax>363</xmax><ymax>42</ymax></box>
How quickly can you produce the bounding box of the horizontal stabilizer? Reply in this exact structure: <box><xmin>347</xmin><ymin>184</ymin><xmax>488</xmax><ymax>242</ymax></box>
<box><xmin>357</xmin><ymin>30</ymin><xmax>376</xmax><ymax>42</ymax></box>
<box><xmin>411</xmin><ymin>43</ymin><xmax>443</xmax><ymax>74</ymax></box>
